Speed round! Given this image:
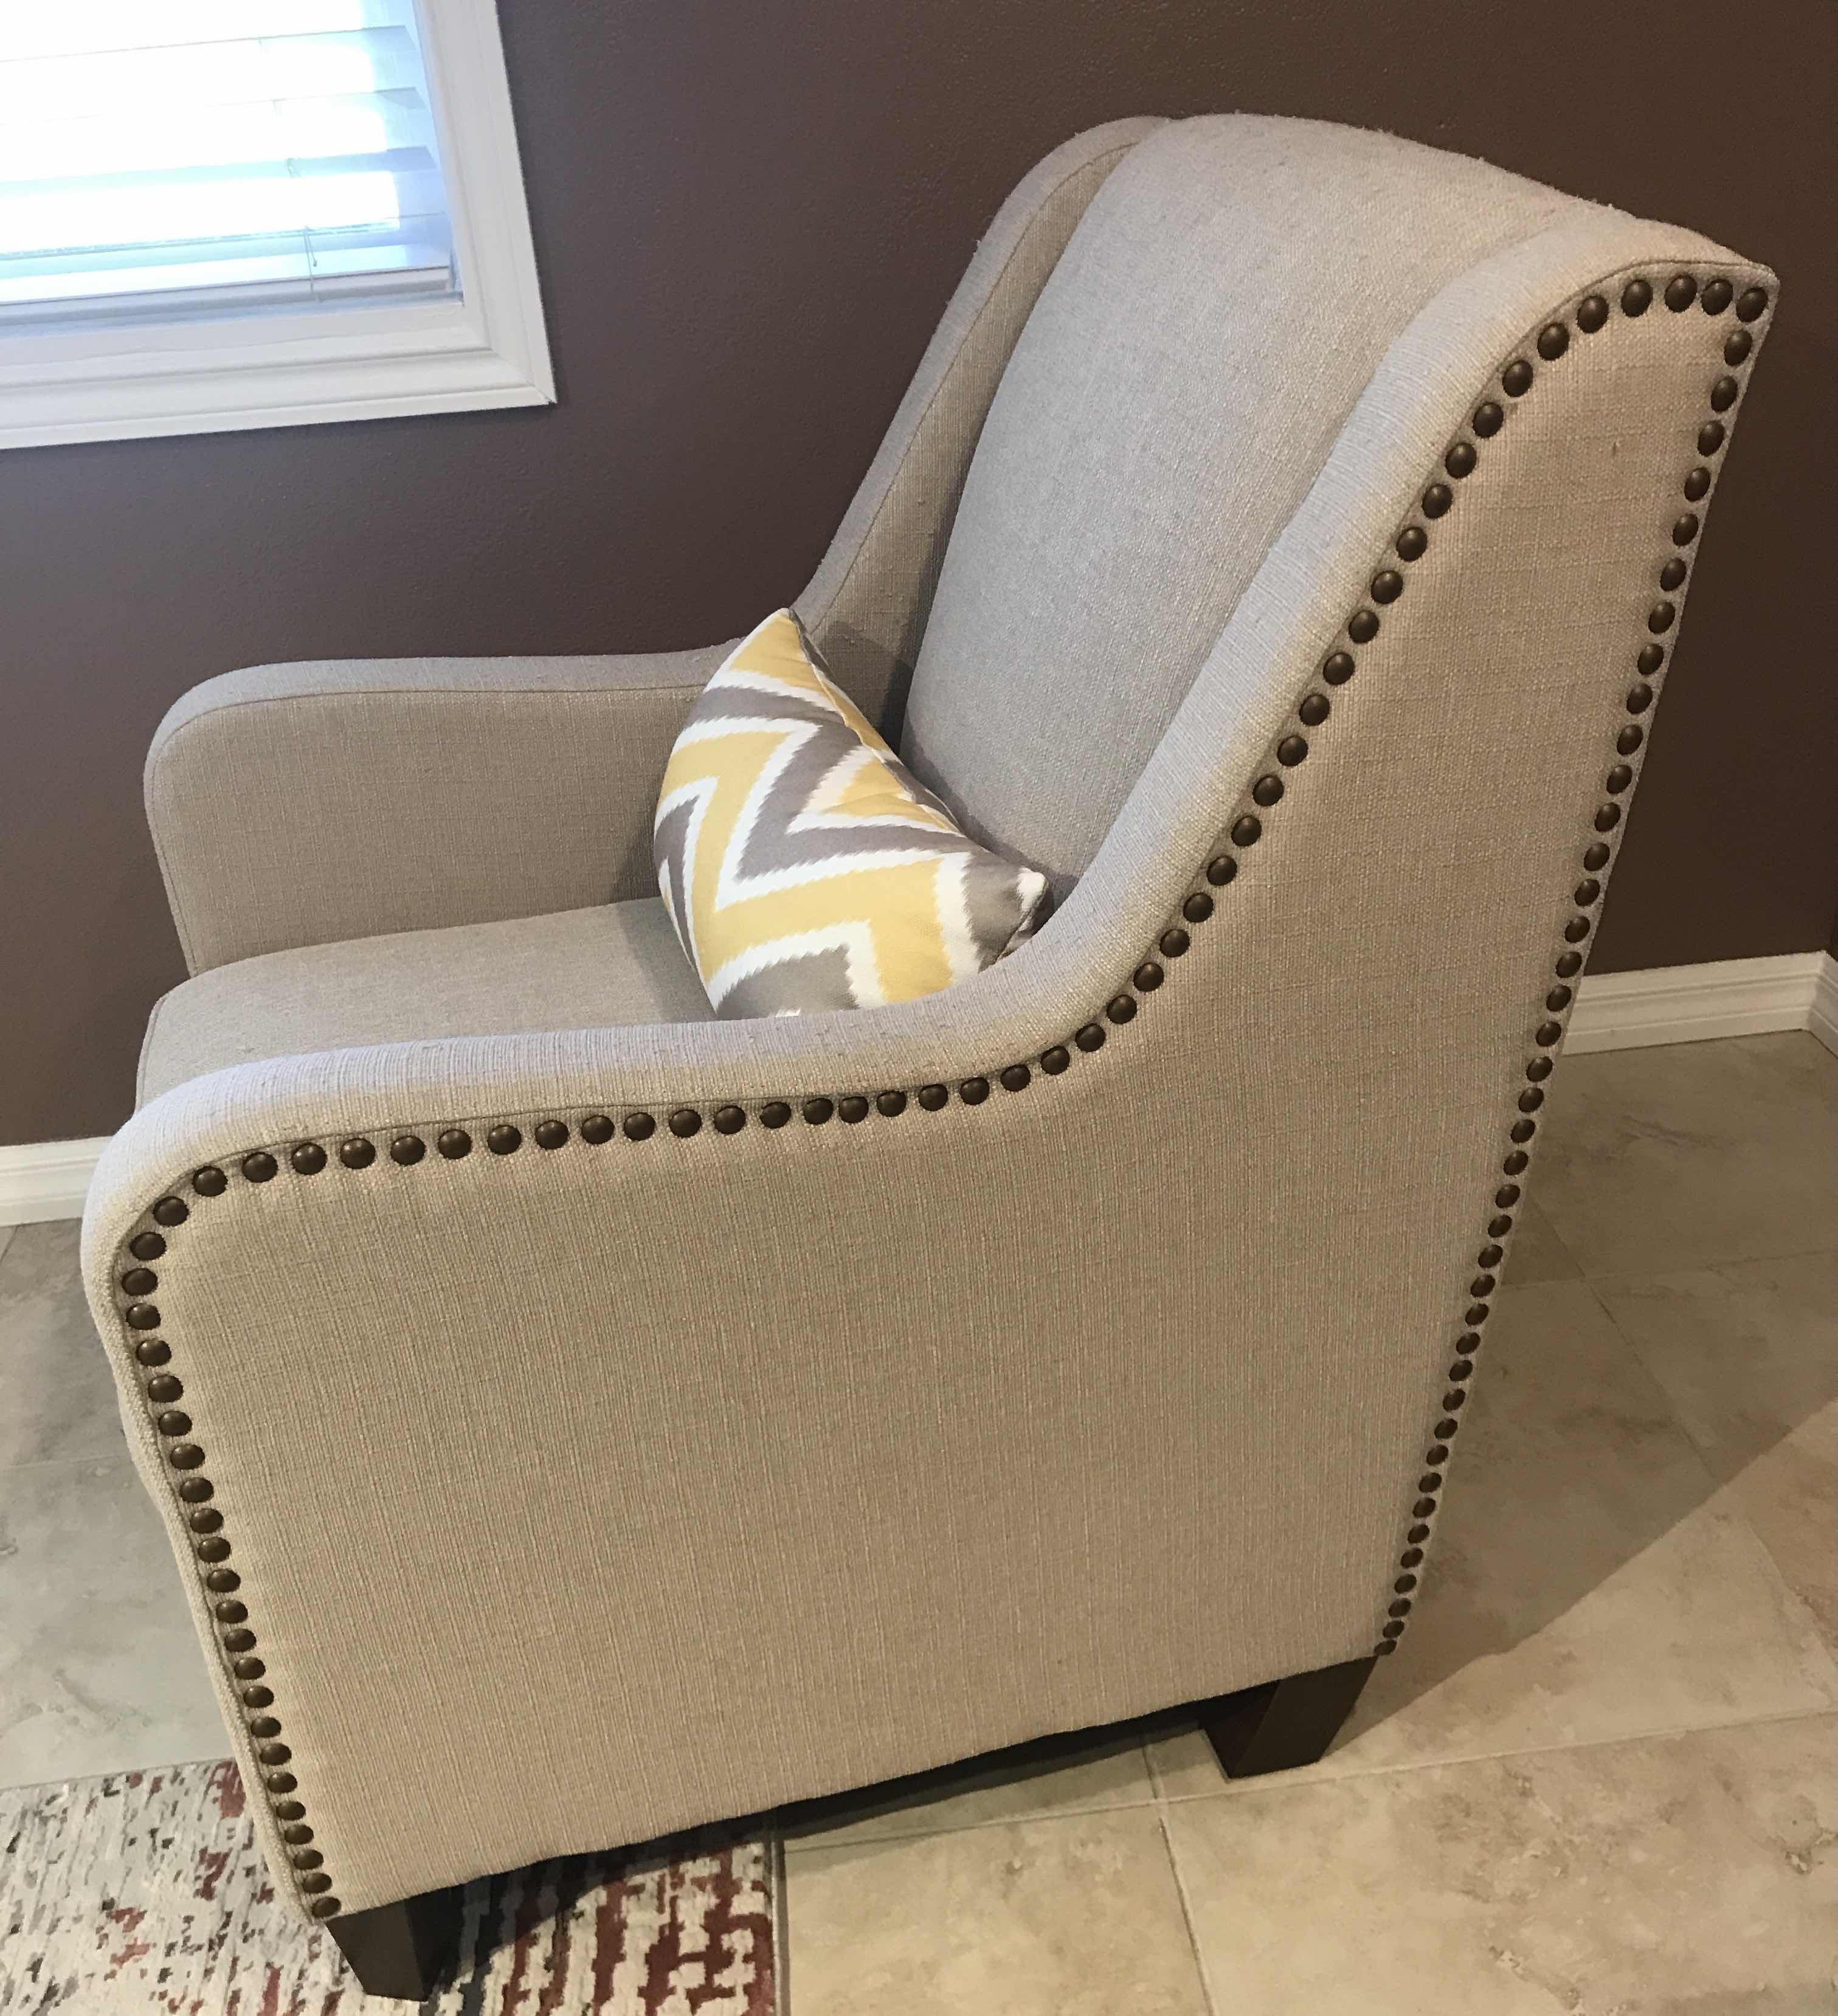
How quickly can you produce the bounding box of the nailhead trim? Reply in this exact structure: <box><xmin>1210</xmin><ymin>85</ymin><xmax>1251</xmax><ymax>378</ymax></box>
<box><xmin>118</xmin><ymin>269</ymin><xmax>1767</xmax><ymax>1829</ymax></box>
<box><xmin>1366</xmin><ymin>266</ymin><xmax>1765</xmax><ymax>1657</ymax></box>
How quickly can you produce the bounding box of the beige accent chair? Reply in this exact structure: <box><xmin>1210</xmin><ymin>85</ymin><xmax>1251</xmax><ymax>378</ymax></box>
<box><xmin>85</xmin><ymin>116</ymin><xmax>1774</xmax><ymax>1997</ymax></box>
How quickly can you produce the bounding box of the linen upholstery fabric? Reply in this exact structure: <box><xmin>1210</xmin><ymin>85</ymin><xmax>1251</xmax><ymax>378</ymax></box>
<box><xmin>654</xmin><ymin>612</ymin><xmax>1048</xmax><ymax>1016</ymax></box>
<box><xmin>800</xmin><ymin>117</ymin><xmax>1163</xmax><ymax>735</ymax></box>
<box><xmin>137</xmin><ymin>900</ymin><xmax>713</xmax><ymax>1107</ymax></box>
<box><xmin>903</xmin><ymin>117</ymin><xmax>1602</xmax><ymax>890</ymax></box>
<box><xmin>147</xmin><ymin>647</ymin><xmax>731</xmax><ymax>975</ymax></box>
<box><xmin>83</xmin><ymin>117</ymin><xmax>1772</xmax><ymax>1921</ymax></box>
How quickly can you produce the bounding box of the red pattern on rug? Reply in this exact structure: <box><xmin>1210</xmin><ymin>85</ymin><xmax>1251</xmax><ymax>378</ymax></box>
<box><xmin>0</xmin><ymin>1761</ymin><xmax>776</xmax><ymax>2014</ymax></box>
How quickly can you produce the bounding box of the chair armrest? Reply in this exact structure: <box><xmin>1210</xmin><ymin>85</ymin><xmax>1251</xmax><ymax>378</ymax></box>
<box><xmin>145</xmin><ymin>644</ymin><xmax>731</xmax><ymax>973</ymax></box>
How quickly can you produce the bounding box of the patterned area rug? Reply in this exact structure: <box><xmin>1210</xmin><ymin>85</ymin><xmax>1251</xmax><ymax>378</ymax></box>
<box><xmin>0</xmin><ymin>1761</ymin><xmax>778</xmax><ymax>2012</ymax></box>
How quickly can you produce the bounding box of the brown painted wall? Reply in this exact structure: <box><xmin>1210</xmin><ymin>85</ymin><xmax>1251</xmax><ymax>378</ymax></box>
<box><xmin>4</xmin><ymin>0</ymin><xmax>1834</xmax><ymax>1144</ymax></box>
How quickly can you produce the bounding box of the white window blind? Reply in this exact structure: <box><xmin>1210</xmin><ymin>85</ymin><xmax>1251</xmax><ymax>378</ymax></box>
<box><xmin>0</xmin><ymin>1</ymin><xmax>457</xmax><ymax>326</ymax></box>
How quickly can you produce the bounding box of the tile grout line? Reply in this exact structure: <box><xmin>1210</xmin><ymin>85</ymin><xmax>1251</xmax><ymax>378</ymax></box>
<box><xmin>1154</xmin><ymin>1804</ymin><xmax>1223</xmax><ymax>2016</ymax></box>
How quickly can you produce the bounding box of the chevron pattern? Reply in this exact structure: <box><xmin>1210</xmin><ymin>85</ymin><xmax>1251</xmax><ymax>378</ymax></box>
<box><xmin>654</xmin><ymin>610</ymin><xmax>1049</xmax><ymax>1016</ymax></box>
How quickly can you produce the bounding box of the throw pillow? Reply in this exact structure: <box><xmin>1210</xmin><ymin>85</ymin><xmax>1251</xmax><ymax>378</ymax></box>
<box><xmin>654</xmin><ymin>610</ymin><xmax>1049</xmax><ymax>1017</ymax></box>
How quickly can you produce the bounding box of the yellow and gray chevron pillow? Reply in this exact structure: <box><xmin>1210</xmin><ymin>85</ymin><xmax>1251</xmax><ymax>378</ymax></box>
<box><xmin>654</xmin><ymin>610</ymin><xmax>1049</xmax><ymax>1017</ymax></box>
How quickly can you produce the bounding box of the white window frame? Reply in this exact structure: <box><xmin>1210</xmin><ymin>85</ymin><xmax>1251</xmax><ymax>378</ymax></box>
<box><xmin>0</xmin><ymin>0</ymin><xmax>553</xmax><ymax>451</ymax></box>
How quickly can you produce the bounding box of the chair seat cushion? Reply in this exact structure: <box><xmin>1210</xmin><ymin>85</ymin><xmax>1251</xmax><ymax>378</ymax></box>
<box><xmin>137</xmin><ymin>899</ymin><xmax>714</xmax><ymax>1106</ymax></box>
<box><xmin>653</xmin><ymin>610</ymin><xmax>1048</xmax><ymax>1016</ymax></box>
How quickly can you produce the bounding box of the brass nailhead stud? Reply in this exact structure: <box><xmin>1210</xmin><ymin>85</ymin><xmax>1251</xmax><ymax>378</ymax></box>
<box><xmin>1322</xmin><ymin>651</ymin><xmax>1356</xmax><ymax>686</ymax></box>
<box><xmin>130</xmin><ymin>1232</ymin><xmax>167</xmax><ymax>1262</ymax></box>
<box><xmin>389</xmin><ymin>1136</ymin><xmax>424</xmax><ymax>1165</ymax></box>
<box><xmin>1298</xmin><ymin>694</ymin><xmax>1330</xmax><ymax>727</ymax></box>
<box><xmin>1526</xmin><ymin>1057</ymin><xmax>1554</xmax><ymax>1083</ymax></box>
<box><xmin>292</xmin><ymin>1850</ymin><xmax>325</xmax><ymax>1871</ymax></box>
<box><xmin>125</xmin><ymin>1302</ymin><xmax>161</xmax><ymax>1330</ymax></box>
<box><xmin>838</xmin><ymin>1096</ymin><xmax>869</xmax><ymax>1124</ymax></box>
<box><xmin>1673</xmin><ymin>514</ymin><xmax>1700</xmax><ymax>545</ymax></box>
<box><xmin>1606</xmin><ymin>764</ymin><xmax>1634</xmax><ymax>795</ymax></box>
<box><xmin>1277</xmin><ymin>735</ymin><xmax>1308</xmax><ymax>767</ymax></box>
<box><xmin>178</xmin><ymin>1479</ymin><xmax>213</xmax><ymax>1507</ymax></box>
<box><xmin>153</xmin><ymin>1198</ymin><xmax>189</xmax><ymax>1226</ymax></box>
<box><xmin>274</xmin><ymin>1800</ymin><xmax>305</xmax><ymax>1821</ymax></box>
<box><xmin>156</xmin><ymin>1409</ymin><xmax>192</xmax><ymax>1437</ymax></box>
<box><xmin>1519</xmin><ymin>1088</ymin><xmax>1546</xmax><ymax>1113</ymax></box>
<box><xmin>1159</xmin><ymin>928</ymin><xmax>1190</xmax><ymax>959</ymax></box>
<box><xmin>1231</xmin><ymin>815</ymin><xmax>1262</xmax><ymax>848</ymax></box>
<box><xmin>1501</xmin><ymin>358</ymin><xmax>1533</xmax><ymax>397</ymax></box>
<box><xmin>437</xmin><ymin>1129</ymin><xmax>471</xmax><ymax>1159</ymax></box>
<box><xmin>1659</xmin><ymin>558</ymin><xmax>1687</xmax><ymax>592</ymax></box>
<box><xmin>1040</xmin><ymin>1047</ymin><xmax>1071</xmax><ymax>1075</ymax></box>
<box><xmin>801</xmin><ymin>1097</ymin><xmax>834</xmax><ymax>1124</ymax></box>
<box><xmin>192</xmin><ymin>1166</ymin><xmax>227</xmax><ymax>1197</ymax></box>
<box><xmin>487</xmin><ymin>1125</ymin><xmax>522</xmax><ymax>1155</ymax></box>
<box><xmin>309</xmin><ymin>1899</ymin><xmax>340</xmax><ymax>1921</ymax></box>
<box><xmin>1698</xmin><ymin>419</ymin><xmax>1726</xmax><ymax>456</ymax></box>
<box><xmin>1626</xmin><ymin>683</ymin><xmax>1654</xmax><ymax>715</ymax></box>
<box><xmin>256</xmin><ymin>1742</ymin><xmax>290</xmax><ymax>1767</ymax></box>
<box><xmin>1134</xmin><ymin>962</ymin><xmax>1164</xmax><ymax>993</ymax></box>
<box><xmin>624</xmin><ymin>1112</ymin><xmax>657</xmax><ymax>1141</ymax></box>
<box><xmin>1709</xmin><ymin>375</ymin><xmax>1739</xmax><ymax>412</ymax></box>
<box><xmin>1370</xmin><ymin>570</ymin><xmax>1404</xmax><ymax>605</ymax></box>
<box><xmin>1074</xmin><ymin>1024</ymin><xmax>1106</xmax><ymax>1053</ymax></box>
<box><xmin>122</xmin><ymin>1267</ymin><xmax>158</xmax><ymax>1297</ymax></box>
<box><xmin>1390</xmin><ymin>1598</ymin><xmax>1414</xmax><ymax>1618</ymax></box>
<box><xmin>581</xmin><ymin>1113</ymin><xmax>615</xmax><ymax>1144</ymax></box>
<box><xmin>1701</xmin><ymin>277</ymin><xmax>1733</xmax><ymax>314</ymax></box>
<box><xmin>232</xmin><ymin>1654</ymin><xmax>264</xmax><ymax>1678</ymax></box>
<box><xmin>1555</xmin><ymin>951</ymin><xmax>1584</xmax><ymax>979</ymax></box>
<box><xmin>288</xmin><ymin>1141</ymin><xmax>328</xmax><ymax>1178</ymax></box>
<box><xmin>1583</xmin><ymin>842</ymin><xmax>1612</xmax><ymax>869</ymax></box>
<box><xmin>1383</xmin><ymin>1621</ymin><xmax>1406</xmax><ymax>1641</ymax></box>
<box><xmin>1664</xmin><ymin>274</ymin><xmax>1697</xmax><ymax>311</ymax></box>
<box><xmin>1577</xmin><ymin>294</ymin><xmax>1609</xmax><ymax>333</ymax></box>
<box><xmin>713</xmin><ymin>1105</ymin><xmax>748</xmax><ymax>1133</ymax></box>
<box><xmin>281</xmin><ymin>1823</ymin><xmax>314</xmax><ymax>1846</ymax></box>
<box><xmin>297</xmin><ymin>1871</ymin><xmax>330</xmax><ymax>1894</ymax></box>
<box><xmin>1421</xmin><ymin>482</ymin><xmax>1452</xmax><ymax>519</ymax></box>
<box><xmin>1576</xmin><ymin>877</ymin><xmax>1602</xmax><ymax>905</ymax></box>
<box><xmin>1536</xmin><ymin>321</ymin><xmax>1570</xmax><ymax>360</ymax></box>
<box><xmin>241</xmin><ymin>1153</ymin><xmax>277</xmax><ymax>1183</ymax></box>
<box><xmin>761</xmin><ymin>1101</ymin><xmax>793</xmax><ymax>1128</ymax></box>
<box><xmin>1724</xmin><ymin>328</ymin><xmax>1752</xmax><ymax>365</ymax></box>
<box><xmin>1621</xmin><ymin>278</ymin><xmax>1652</xmax><ymax>316</ymax></box>
<box><xmin>339</xmin><ymin>1138</ymin><xmax>375</xmax><ymax>1169</ymax></box>
<box><xmin>958</xmin><ymin>1079</ymin><xmax>990</xmax><ymax>1105</ymax></box>
<box><xmin>1106</xmin><ymin>996</ymin><xmax>1136</xmax><ymax>1024</ymax></box>
<box><xmin>249</xmin><ymin>1716</ymin><xmax>282</xmax><ymax>1739</ymax></box>
<box><xmin>534</xmin><ymin>1120</ymin><xmax>570</xmax><ymax>1149</ymax></box>
<box><xmin>241</xmin><ymin>1683</ymin><xmax>272</xmax><ymax>1707</ymax></box>
<box><xmin>1564</xmin><ymin>917</ymin><xmax>1591</xmax><ymax>944</ymax></box>
<box><xmin>136</xmin><ymin>1339</ymin><xmax>171</xmax><ymax>1367</ymax></box>
<box><xmin>196</xmin><ymin>1537</ymin><xmax>231</xmax><ymax>1564</ymax></box>
<box><xmin>1414</xmin><ymin>1497</ymin><xmax>1438</xmax><ymax>1519</ymax></box>
<box><xmin>1000</xmin><ymin>1065</ymin><xmax>1031</xmax><ymax>1093</ymax></box>
<box><xmin>1445</xmin><ymin>441</ymin><xmax>1477</xmax><ymax>478</ymax></box>
<box><xmin>1395</xmin><ymin>526</ymin><xmax>1428</xmax><ymax>562</ymax></box>
<box><xmin>1207</xmin><ymin>854</ymin><xmax>1239</xmax><ymax>885</ymax></box>
<box><xmin>1595</xmin><ymin>804</ymin><xmax>1622</xmax><ymax>832</ymax></box>
<box><xmin>1547</xmin><ymin>985</ymin><xmax>1574</xmax><ymax>1010</ymax></box>
<box><xmin>147</xmin><ymin>1373</ymin><xmax>182</xmax><ymax>1404</ymax></box>
<box><xmin>1183</xmin><ymin>891</ymin><xmax>1215</xmax><ymax>923</ymax></box>
<box><xmin>1637</xmin><ymin>643</ymin><xmax>1667</xmax><ymax>677</ymax></box>
<box><xmin>1536</xmin><ymin>1021</ymin><xmax>1563</xmax><ymax>1047</ymax></box>
<box><xmin>1735</xmin><ymin>285</ymin><xmax>1767</xmax><ymax>322</ymax></box>
<box><xmin>169</xmin><ymin>1444</ymin><xmax>206</xmax><ymax>1471</ymax></box>
<box><xmin>874</xmin><ymin>1091</ymin><xmax>907</xmax><ymax>1117</ymax></box>
<box><xmin>1252</xmin><ymin>773</ymin><xmax>1285</xmax><ymax>806</ymax></box>
<box><xmin>1647</xmin><ymin>602</ymin><xmax>1676</xmax><ymax>634</ymax></box>
<box><xmin>1472</xmin><ymin>400</ymin><xmax>1504</xmax><ymax>438</ymax></box>
<box><xmin>668</xmin><ymin>1108</ymin><xmax>702</xmax><ymax>1137</ymax></box>
<box><xmin>213</xmin><ymin>1598</ymin><xmax>246</xmax><ymax>1623</ymax></box>
<box><xmin>918</xmin><ymin>1083</ymin><xmax>951</xmax><ymax>1108</ymax></box>
<box><xmin>265</xmin><ymin>1769</ymin><xmax>295</xmax><ymax>1793</ymax></box>
<box><xmin>205</xmin><ymin>1568</ymin><xmax>240</xmax><ymax>1593</ymax></box>
<box><xmin>1347</xmin><ymin>610</ymin><xmax>1380</xmax><ymax>644</ymax></box>
<box><xmin>1683</xmin><ymin>466</ymin><xmax>1711</xmax><ymax>502</ymax></box>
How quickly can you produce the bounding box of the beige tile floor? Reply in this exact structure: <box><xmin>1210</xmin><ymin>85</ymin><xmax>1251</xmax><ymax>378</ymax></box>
<box><xmin>2</xmin><ymin>1034</ymin><xmax>1834</xmax><ymax>2011</ymax></box>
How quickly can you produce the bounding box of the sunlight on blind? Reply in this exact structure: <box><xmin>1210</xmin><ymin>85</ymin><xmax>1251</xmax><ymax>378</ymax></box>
<box><xmin>0</xmin><ymin>1</ymin><xmax>456</xmax><ymax>321</ymax></box>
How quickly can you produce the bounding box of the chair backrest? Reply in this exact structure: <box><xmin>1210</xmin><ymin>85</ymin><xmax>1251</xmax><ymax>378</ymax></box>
<box><xmin>898</xmin><ymin>116</ymin><xmax>1594</xmax><ymax>892</ymax></box>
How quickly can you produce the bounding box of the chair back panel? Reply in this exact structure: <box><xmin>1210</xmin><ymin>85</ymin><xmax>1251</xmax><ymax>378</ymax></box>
<box><xmin>901</xmin><ymin>115</ymin><xmax>1582</xmax><ymax>889</ymax></box>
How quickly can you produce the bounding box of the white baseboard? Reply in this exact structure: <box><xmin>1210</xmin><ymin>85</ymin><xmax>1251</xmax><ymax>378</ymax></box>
<box><xmin>0</xmin><ymin>1136</ymin><xmax>111</xmax><ymax>1228</ymax></box>
<box><xmin>3</xmin><ymin>951</ymin><xmax>1835</xmax><ymax>1226</ymax></box>
<box><xmin>1562</xmin><ymin>951</ymin><xmax>1836</xmax><ymax>1055</ymax></box>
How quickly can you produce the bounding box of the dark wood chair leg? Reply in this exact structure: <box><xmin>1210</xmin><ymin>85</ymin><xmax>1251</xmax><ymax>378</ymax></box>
<box><xmin>326</xmin><ymin>1883</ymin><xmax>465</xmax><ymax>2000</ymax></box>
<box><xmin>1197</xmin><ymin>1657</ymin><xmax>1376</xmax><ymax>1778</ymax></box>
